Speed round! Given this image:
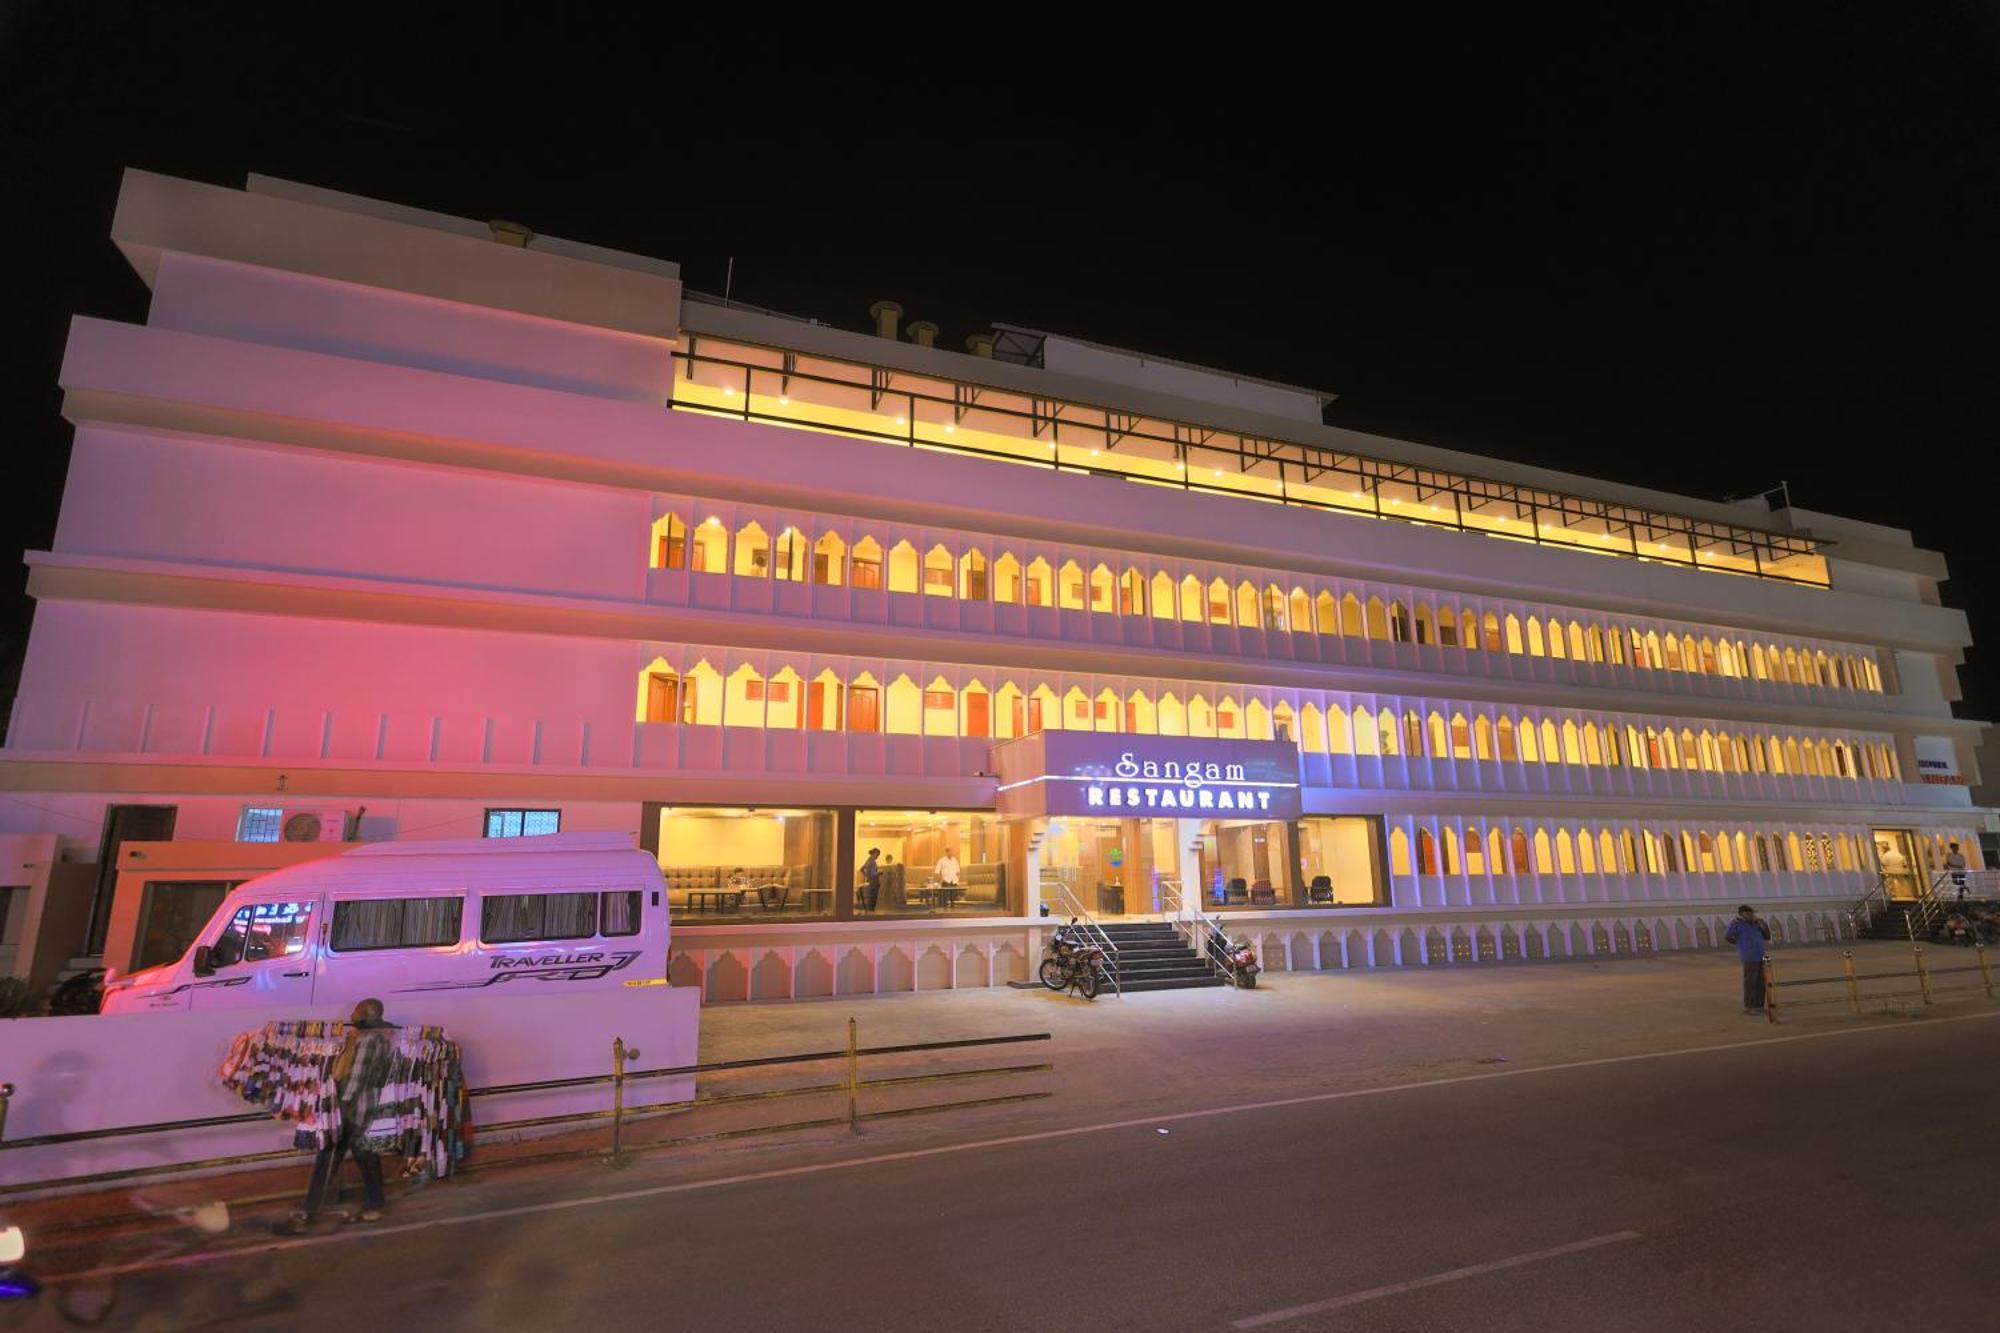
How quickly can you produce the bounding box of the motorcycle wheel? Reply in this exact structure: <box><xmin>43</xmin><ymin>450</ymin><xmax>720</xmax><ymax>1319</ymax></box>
<box><xmin>1038</xmin><ymin>959</ymin><xmax>1066</xmax><ymax>991</ymax></box>
<box><xmin>1076</xmin><ymin>969</ymin><xmax>1100</xmax><ymax>1000</ymax></box>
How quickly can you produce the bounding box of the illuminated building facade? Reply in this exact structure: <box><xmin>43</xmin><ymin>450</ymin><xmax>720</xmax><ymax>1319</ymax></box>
<box><xmin>0</xmin><ymin>169</ymin><xmax>1989</xmax><ymax>998</ymax></box>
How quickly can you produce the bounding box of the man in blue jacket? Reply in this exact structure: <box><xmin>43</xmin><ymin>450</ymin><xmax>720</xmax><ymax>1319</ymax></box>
<box><xmin>1726</xmin><ymin>905</ymin><xmax>1771</xmax><ymax>1014</ymax></box>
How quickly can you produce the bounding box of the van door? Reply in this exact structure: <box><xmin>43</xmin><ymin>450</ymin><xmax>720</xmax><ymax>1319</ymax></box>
<box><xmin>189</xmin><ymin>898</ymin><xmax>321</xmax><ymax>1010</ymax></box>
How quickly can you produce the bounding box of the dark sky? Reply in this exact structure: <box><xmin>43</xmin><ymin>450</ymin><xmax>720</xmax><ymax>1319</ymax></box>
<box><xmin>2</xmin><ymin>6</ymin><xmax>1995</xmax><ymax>720</ymax></box>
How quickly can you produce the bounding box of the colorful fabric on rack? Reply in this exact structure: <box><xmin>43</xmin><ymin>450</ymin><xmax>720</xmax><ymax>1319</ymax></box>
<box><xmin>219</xmin><ymin>1020</ymin><xmax>469</xmax><ymax>1176</ymax></box>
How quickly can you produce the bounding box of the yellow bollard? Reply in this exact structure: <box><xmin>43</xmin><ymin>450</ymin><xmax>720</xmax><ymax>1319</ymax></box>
<box><xmin>1763</xmin><ymin>958</ymin><xmax>1777</xmax><ymax>1023</ymax></box>
<box><xmin>0</xmin><ymin>1081</ymin><xmax>12</xmax><ymax>1144</ymax></box>
<box><xmin>1977</xmin><ymin>942</ymin><xmax>1994</xmax><ymax>1000</ymax></box>
<box><xmin>607</xmin><ymin>1036</ymin><xmax>640</xmax><ymax>1168</ymax></box>
<box><xmin>846</xmin><ymin>1017</ymin><xmax>860</xmax><ymax>1134</ymax></box>
<box><xmin>1842</xmin><ymin>951</ymin><xmax>1859</xmax><ymax>1015</ymax></box>
<box><xmin>1913</xmin><ymin>945</ymin><xmax>1934</xmax><ymax>1006</ymax></box>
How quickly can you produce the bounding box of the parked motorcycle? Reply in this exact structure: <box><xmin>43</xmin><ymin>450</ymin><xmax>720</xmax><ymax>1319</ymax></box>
<box><xmin>1207</xmin><ymin>922</ymin><xmax>1261</xmax><ymax>988</ymax></box>
<box><xmin>1040</xmin><ymin>918</ymin><xmax>1111</xmax><ymax>1000</ymax></box>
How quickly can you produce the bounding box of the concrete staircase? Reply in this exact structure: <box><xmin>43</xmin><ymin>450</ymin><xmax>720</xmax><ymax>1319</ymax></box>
<box><xmin>1098</xmin><ymin>921</ymin><xmax>1228</xmax><ymax>993</ymax></box>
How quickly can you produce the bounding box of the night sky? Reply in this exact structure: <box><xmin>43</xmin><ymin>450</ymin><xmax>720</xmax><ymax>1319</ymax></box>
<box><xmin>2</xmin><ymin>6</ymin><xmax>1994</xmax><ymax>723</ymax></box>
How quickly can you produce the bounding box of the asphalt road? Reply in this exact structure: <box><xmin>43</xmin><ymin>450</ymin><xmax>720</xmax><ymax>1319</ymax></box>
<box><xmin>21</xmin><ymin>1009</ymin><xmax>2000</xmax><ymax>1331</ymax></box>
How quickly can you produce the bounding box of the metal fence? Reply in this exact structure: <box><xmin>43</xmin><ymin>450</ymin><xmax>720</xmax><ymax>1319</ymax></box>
<box><xmin>1761</xmin><ymin>943</ymin><xmax>1995</xmax><ymax>1022</ymax></box>
<box><xmin>0</xmin><ymin>1021</ymin><xmax>1053</xmax><ymax>1198</ymax></box>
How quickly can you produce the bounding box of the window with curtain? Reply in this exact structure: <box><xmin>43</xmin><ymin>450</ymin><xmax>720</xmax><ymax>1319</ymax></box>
<box><xmin>331</xmin><ymin>896</ymin><xmax>463</xmax><ymax>951</ymax></box>
<box><xmin>482</xmin><ymin>891</ymin><xmax>600</xmax><ymax>943</ymax></box>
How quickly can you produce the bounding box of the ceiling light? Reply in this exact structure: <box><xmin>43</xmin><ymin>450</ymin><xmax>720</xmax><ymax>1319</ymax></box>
<box><xmin>778</xmin><ymin>394</ymin><xmax>790</xmax><ymax>405</ymax></box>
<box><xmin>722</xmin><ymin>386</ymin><xmax>735</xmax><ymax>398</ymax></box>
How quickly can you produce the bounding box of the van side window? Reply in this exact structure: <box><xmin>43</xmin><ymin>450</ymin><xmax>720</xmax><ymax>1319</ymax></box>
<box><xmin>600</xmin><ymin>891</ymin><xmax>641</xmax><ymax>938</ymax></box>
<box><xmin>330</xmin><ymin>897</ymin><xmax>463</xmax><ymax>952</ymax></box>
<box><xmin>209</xmin><ymin>901</ymin><xmax>315</xmax><ymax>966</ymax></box>
<box><xmin>481</xmin><ymin>892</ymin><xmax>598</xmax><ymax>944</ymax></box>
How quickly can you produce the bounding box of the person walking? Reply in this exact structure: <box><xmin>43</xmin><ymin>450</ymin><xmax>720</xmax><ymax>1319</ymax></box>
<box><xmin>859</xmin><ymin>848</ymin><xmax>882</xmax><ymax>913</ymax></box>
<box><xmin>1944</xmin><ymin>842</ymin><xmax>1969</xmax><ymax>901</ymax></box>
<box><xmin>280</xmin><ymin>998</ymin><xmax>397</xmax><ymax>1232</ymax></box>
<box><xmin>1726</xmin><ymin>905</ymin><xmax>1771</xmax><ymax>1014</ymax></box>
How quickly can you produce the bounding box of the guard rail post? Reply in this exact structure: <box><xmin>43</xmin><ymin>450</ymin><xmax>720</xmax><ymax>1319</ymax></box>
<box><xmin>846</xmin><ymin>1017</ymin><xmax>860</xmax><ymax>1134</ymax></box>
<box><xmin>1842</xmin><ymin>952</ymin><xmax>1859</xmax><ymax>1015</ymax></box>
<box><xmin>605</xmin><ymin>1036</ymin><xmax>639</xmax><ymax>1169</ymax></box>
<box><xmin>1763</xmin><ymin>959</ymin><xmax>1777</xmax><ymax>1023</ymax></box>
<box><xmin>1913</xmin><ymin>945</ymin><xmax>1934</xmax><ymax>1006</ymax></box>
<box><xmin>1977</xmin><ymin>942</ymin><xmax>1994</xmax><ymax>1000</ymax></box>
<box><xmin>0</xmin><ymin>1082</ymin><xmax>12</xmax><ymax>1144</ymax></box>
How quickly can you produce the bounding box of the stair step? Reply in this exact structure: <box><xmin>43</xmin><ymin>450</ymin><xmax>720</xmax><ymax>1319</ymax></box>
<box><xmin>1118</xmin><ymin>975</ymin><xmax>1231</xmax><ymax>992</ymax></box>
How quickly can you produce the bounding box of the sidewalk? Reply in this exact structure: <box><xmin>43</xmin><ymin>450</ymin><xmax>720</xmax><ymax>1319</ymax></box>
<box><xmin>10</xmin><ymin>939</ymin><xmax>1990</xmax><ymax>1259</ymax></box>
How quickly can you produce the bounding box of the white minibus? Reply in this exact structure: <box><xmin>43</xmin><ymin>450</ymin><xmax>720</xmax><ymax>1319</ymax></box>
<box><xmin>100</xmin><ymin>833</ymin><xmax>670</xmax><ymax>1014</ymax></box>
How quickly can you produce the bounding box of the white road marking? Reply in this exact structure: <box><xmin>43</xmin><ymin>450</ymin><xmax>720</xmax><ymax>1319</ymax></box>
<box><xmin>42</xmin><ymin>1008</ymin><xmax>2000</xmax><ymax>1283</ymax></box>
<box><xmin>1231</xmin><ymin>1230</ymin><xmax>1643</xmax><ymax>1328</ymax></box>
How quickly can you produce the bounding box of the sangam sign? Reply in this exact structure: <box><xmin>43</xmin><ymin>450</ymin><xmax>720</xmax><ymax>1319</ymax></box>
<box><xmin>992</xmin><ymin>733</ymin><xmax>1303</xmax><ymax>820</ymax></box>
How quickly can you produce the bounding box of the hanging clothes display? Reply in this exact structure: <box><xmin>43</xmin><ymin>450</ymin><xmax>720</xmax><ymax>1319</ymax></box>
<box><xmin>220</xmin><ymin>1020</ymin><xmax>469</xmax><ymax>1178</ymax></box>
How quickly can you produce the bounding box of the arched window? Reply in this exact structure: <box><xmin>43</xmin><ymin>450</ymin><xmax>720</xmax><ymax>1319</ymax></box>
<box><xmin>1316</xmin><ymin>590</ymin><xmax>1338</xmax><ymax>635</ymax></box>
<box><xmin>767</xmin><ymin>666</ymin><xmax>804</xmax><ymax>729</ymax></box>
<box><xmin>807</xmin><ymin>668</ymin><xmax>844</xmax><ymax>731</ymax></box>
<box><xmin>732</xmin><ymin>522</ymin><xmax>771</xmax><ymax>578</ymax></box>
<box><xmin>1505</xmin><ymin>615</ymin><xmax>1524</xmax><ymax>654</ymax></box>
<box><xmin>1510</xmin><ymin>827</ymin><xmax>1531</xmax><ymax>875</ymax></box>
<box><xmin>1063</xmin><ymin>686</ymin><xmax>1092</xmax><ymax>729</ymax></box>
<box><xmin>958</xmin><ymin>548</ymin><xmax>989</xmax><ymax>600</ymax></box>
<box><xmin>993</xmin><ymin>682</ymin><xmax>1023</xmax><ymax>739</ymax></box>
<box><xmin>1233</xmin><ymin>580</ymin><xmax>1258</xmax><ymax>628</ymax></box>
<box><xmin>1125</xmin><ymin>690</ymin><xmax>1157</xmax><ymax>735</ymax></box>
<box><xmin>1095</xmin><ymin>687</ymin><xmax>1123</xmax><ymax>731</ymax></box>
<box><xmin>1526</xmin><ymin>619</ymin><xmax>1546</xmax><ymax>656</ymax></box>
<box><xmin>813</xmin><ymin>531</ymin><xmax>848</xmax><ymax>585</ymax></box>
<box><xmin>1217</xmin><ymin>696</ymin><xmax>1246</xmax><ymax>739</ymax></box>
<box><xmin>1158</xmin><ymin>692</ymin><xmax>1188</xmax><ymax>736</ymax></box>
<box><xmin>1343</xmin><ymin>593</ymin><xmax>1366</xmax><ymax>637</ymax></box>
<box><xmin>921</xmin><ymin>677</ymin><xmax>957</xmax><ymax>735</ymax></box>
<box><xmin>774</xmin><ymin>526</ymin><xmax>808</xmax><ymax>581</ymax></box>
<box><xmin>1271</xmin><ymin>700</ymin><xmax>1296</xmax><ymax>745</ymax></box>
<box><xmin>1300</xmin><ymin>702</ymin><xmax>1328</xmax><ymax>752</ymax></box>
<box><xmin>1474</xmin><ymin>715</ymin><xmax>1495</xmax><ymax>761</ymax></box>
<box><xmin>1545</xmin><ymin>618</ymin><xmax>1565</xmax><ymax>658</ymax></box>
<box><xmin>1607</xmin><ymin>627</ymin><xmax>1626</xmax><ymax>665</ymax></box>
<box><xmin>1390</xmin><ymin>601</ymin><xmax>1413</xmax><ymax>643</ymax></box>
<box><xmin>652</xmin><ymin>513</ymin><xmax>688</xmax><ymax>570</ymax></box>
<box><xmin>884</xmin><ymin>674</ymin><xmax>923</xmax><ymax>734</ymax></box>
<box><xmin>1415</xmin><ymin>604</ymin><xmax>1435</xmax><ymax>645</ymax></box>
<box><xmin>1089</xmin><ymin>564</ymin><xmax>1119</xmax><ymax>614</ymax></box>
<box><xmin>1328</xmin><ymin>704</ymin><xmax>1353</xmax><ymax>754</ymax></box>
<box><xmin>1404</xmin><ymin>711</ymin><xmax>1425</xmax><ymax>756</ymax></box>
<box><xmin>1540</xmin><ymin>718</ymin><xmax>1561</xmax><ymax>763</ymax></box>
<box><xmin>1028</xmin><ymin>683</ymin><xmax>1060</xmax><ymax>732</ymax></box>
<box><xmin>1024</xmin><ymin>557</ymin><xmax>1052</xmax><ymax>607</ymax></box>
<box><xmin>692</xmin><ymin>517</ymin><xmax>728</xmax><ymax>573</ymax></box>
<box><xmin>1056</xmin><ymin>556</ymin><xmax>1088</xmax><ymax>608</ymax></box>
<box><xmin>993</xmin><ymin>553</ymin><xmax>1022</xmax><ymax>603</ymax></box>
<box><xmin>1058</xmin><ymin>560</ymin><xmax>1087</xmax><ymax>611</ymax></box>
<box><xmin>1427</xmin><ymin>711</ymin><xmax>1448</xmax><ymax>757</ymax></box>
<box><xmin>1367</xmin><ymin>597</ymin><xmax>1391</xmax><ymax>640</ymax></box>
<box><xmin>1152</xmin><ymin>571</ymin><xmax>1177</xmax><ymax>619</ymax></box>
<box><xmin>1119</xmin><ymin>568</ymin><xmax>1145</xmax><ymax>615</ymax></box>
<box><xmin>1379</xmin><ymin>709</ymin><xmax>1401</xmax><ymax>756</ymax></box>
<box><xmin>1561</xmin><ymin>720</ymin><xmax>1582</xmax><ymax>765</ymax></box>
<box><xmin>1390</xmin><ymin>828</ymin><xmax>1413</xmax><ymax>876</ymax></box>
<box><xmin>960</xmin><ymin>680</ymin><xmax>991</xmax><ymax>738</ymax></box>
<box><xmin>1556</xmin><ymin>829</ymin><xmax>1577</xmax><ymax>874</ymax></box>
<box><xmin>1443</xmin><ymin>827</ymin><xmax>1462</xmax><ymax>875</ymax></box>
<box><xmin>1497</xmin><ymin>715</ymin><xmax>1518</xmax><ymax>762</ymax></box>
<box><xmin>1437</xmin><ymin>606</ymin><xmax>1459</xmax><ymax>647</ymax></box>
<box><xmin>1179</xmin><ymin>575</ymin><xmax>1204</xmax><ymax>622</ymax></box>
<box><xmin>724</xmin><ymin>663</ymin><xmax>767</xmax><ymax>727</ymax></box>
<box><xmin>1208</xmin><ymin>578</ymin><xmax>1233</xmax><ymax>625</ymax></box>
<box><xmin>1416</xmin><ymin>828</ymin><xmax>1439</xmax><ymax>876</ymax></box>
<box><xmin>683</xmin><ymin>659</ymin><xmax>724</xmax><ymax>726</ymax></box>
<box><xmin>920</xmin><ymin>544</ymin><xmax>954</xmax><ymax>596</ymax></box>
<box><xmin>851</xmin><ymin>536</ymin><xmax>885</xmax><ymax>590</ymax></box>
<box><xmin>1188</xmin><ymin>694</ymin><xmax>1217</xmax><ymax>737</ymax></box>
<box><xmin>1291</xmin><ymin>588</ymin><xmax>1313</xmax><ymax>633</ymax></box>
<box><xmin>1350</xmin><ymin>706</ymin><xmax>1375</xmax><ymax>755</ymax></box>
<box><xmin>1265</xmin><ymin>586</ymin><xmax>1290</xmax><ymax>632</ymax></box>
<box><xmin>638</xmin><ymin>660</ymin><xmax>682</xmax><ymax>724</ymax></box>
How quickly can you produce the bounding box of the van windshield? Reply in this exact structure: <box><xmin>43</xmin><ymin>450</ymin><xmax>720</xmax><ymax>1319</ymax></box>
<box><xmin>207</xmin><ymin>901</ymin><xmax>316</xmax><ymax>968</ymax></box>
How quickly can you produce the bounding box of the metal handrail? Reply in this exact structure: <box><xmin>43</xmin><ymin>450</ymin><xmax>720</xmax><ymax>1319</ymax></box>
<box><xmin>1046</xmin><ymin>882</ymin><xmax>1121</xmax><ymax>996</ymax></box>
<box><xmin>1160</xmin><ymin>879</ymin><xmax>1232</xmax><ymax>983</ymax></box>
<box><xmin>1847</xmin><ymin>874</ymin><xmax>1888</xmax><ymax>936</ymax></box>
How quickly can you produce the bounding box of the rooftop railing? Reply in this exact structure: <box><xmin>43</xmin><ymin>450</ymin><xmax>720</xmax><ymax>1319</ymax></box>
<box><xmin>668</xmin><ymin>335</ymin><xmax>1831</xmax><ymax>588</ymax></box>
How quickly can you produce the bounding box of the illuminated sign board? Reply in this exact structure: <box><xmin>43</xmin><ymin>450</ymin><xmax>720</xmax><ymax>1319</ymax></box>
<box><xmin>1914</xmin><ymin>736</ymin><xmax>1963</xmax><ymax>786</ymax></box>
<box><xmin>992</xmin><ymin>733</ymin><xmax>1303</xmax><ymax>820</ymax></box>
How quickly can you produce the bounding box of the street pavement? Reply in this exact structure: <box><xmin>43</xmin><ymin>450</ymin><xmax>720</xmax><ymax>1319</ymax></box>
<box><xmin>13</xmin><ymin>944</ymin><xmax>1999</xmax><ymax>1330</ymax></box>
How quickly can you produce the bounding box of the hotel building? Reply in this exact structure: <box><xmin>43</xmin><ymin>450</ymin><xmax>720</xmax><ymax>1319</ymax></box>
<box><xmin>1</xmin><ymin>169</ymin><xmax>1990</xmax><ymax>1000</ymax></box>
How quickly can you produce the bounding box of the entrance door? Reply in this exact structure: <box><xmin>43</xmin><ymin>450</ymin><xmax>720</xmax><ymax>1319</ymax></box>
<box><xmin>1873</xmin><ymin>829</ymin><xmax>1923</xmax><ymax>900</ymax></box>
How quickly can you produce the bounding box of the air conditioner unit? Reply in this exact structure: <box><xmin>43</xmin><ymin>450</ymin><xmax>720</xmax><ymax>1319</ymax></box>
<box><xmin>279</xmin><ymin>808</ymin><xmax>352</xmax><ymax>843</ymax></box>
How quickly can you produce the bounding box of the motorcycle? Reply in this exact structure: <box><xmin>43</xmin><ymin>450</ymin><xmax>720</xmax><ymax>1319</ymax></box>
<box><xmin>1039</xmin><ymin>918</ymin><xmax>1112</xmax><ymax>1000</ymax></box>
<box><xmin>1207</xmin><ymin>921</ymin><xmax>1261</xmax><ymax>988</ymax></box>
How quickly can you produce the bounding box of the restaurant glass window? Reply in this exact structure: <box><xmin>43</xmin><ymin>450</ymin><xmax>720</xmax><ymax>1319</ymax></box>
<box><xmin>656</xmin><ymin>807</ymin><xmax>836</xmax><ymax>922</ymax></box>
<box><xmin>856</xmin><ymin>811</ymin><xmax>1015</xmax><ymax>916</ymax></box>
<box><xmin>1297</xmin><ymin>817</ymin><xmax>1386</xmax><ymax>905</ymax></box>
<box><xmin>1198</xmin><ymin>820</ymin><xmax>1289</xmax><ymax>909</ymax></box>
